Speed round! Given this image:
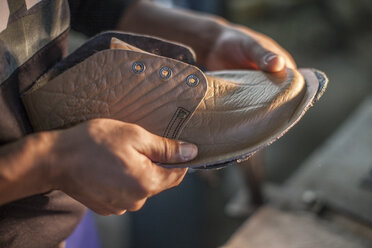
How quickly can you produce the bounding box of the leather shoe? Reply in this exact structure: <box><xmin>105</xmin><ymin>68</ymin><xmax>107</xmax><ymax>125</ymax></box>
<box><xmin>22</xmin><ymin>32</ymin><xmax>328</xmax><ymax>169</ymax></box>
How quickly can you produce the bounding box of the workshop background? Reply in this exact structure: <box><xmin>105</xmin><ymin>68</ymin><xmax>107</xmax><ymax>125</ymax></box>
<box><xmin>69</xmin><ymin>0</ymin><xmax>372</xmax><ymax>247</ymax></box>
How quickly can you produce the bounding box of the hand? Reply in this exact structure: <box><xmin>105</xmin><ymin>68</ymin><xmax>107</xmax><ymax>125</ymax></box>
<box><xmin>117</xmin><ymin>0</ymin><xmax>296</xmax><ymax>72</ymax></box>
<box><xmin>205</xmin><ymin>24</ymin><xmax>296</xmax><ymax>72</ymax></box>
<box><xmin>49</xmin><ymin>119</ymin><xmax>197</xmax><ymax>215</ymax></box>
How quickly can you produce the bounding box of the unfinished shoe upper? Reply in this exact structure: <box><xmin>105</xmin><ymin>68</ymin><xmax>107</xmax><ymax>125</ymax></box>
<box><xmin>180</xmin><ymin>69</ymin><xmax>320</xmax><ymax>168</ymax></box>
<box><xmin>21</xmin><ymin>34</ymin><xmax>328</xmax><ymax>169</ymax></box>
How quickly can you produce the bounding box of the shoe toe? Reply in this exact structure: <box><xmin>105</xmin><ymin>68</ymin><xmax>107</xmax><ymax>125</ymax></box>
<box><xmin>177</xmin><ymin>68</ymin><xmax>325</xmax><ymax>169</ymax></box>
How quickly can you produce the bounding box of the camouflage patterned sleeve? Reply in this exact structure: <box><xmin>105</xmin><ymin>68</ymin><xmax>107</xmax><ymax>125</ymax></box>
<box><xmin>68</xmin><ymin>0</ymin><xmax>136</xmax><ymax>36</ymax></box>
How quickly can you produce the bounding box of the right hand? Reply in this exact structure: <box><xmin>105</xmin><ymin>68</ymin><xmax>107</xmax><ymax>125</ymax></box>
<box><xmin>47</xmin><ymin>119</ymin><xmax>197</xmax><ymax>215</ymax></box>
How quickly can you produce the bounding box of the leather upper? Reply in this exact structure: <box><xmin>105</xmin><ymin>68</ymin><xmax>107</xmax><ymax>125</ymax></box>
<box><xmin>22</xmin><ymin>39</ymin><xmax>208</xmax><ymax>140</ymax></box>
<box><xmin>179</xmin><ymin>69</ymin><xmax>306</xmax><ymax>167</ymax></box>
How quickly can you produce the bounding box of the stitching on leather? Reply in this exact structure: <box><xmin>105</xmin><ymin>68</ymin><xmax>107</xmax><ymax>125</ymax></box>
<box><xmin>164</xmin><ymin>109</ymin><xmax>178</xmax><ymax>138</ymax></box>
<box><xmin>171</xmin><ymin>108</ymin><xmax>190</xmax><ymax>139</ymax></box>
<box><xmin>164</xmin><ymin>107</ymin><xmax>190</xmax><ymax>138</ymax></box>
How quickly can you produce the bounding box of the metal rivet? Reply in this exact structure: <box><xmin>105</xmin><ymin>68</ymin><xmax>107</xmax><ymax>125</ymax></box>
<box><xmin>132</xmin><ymin>62</ymin><xmax>145</xmax><ymax>74</ymax></box>
<box><xmin>186</xmin><ymin>74</ymin><xmax>199</xmax><ymax>87</ymax></box>
<box><xmin>159</xmin><ymin>67</ymin><xmax>172</xmax><ymax>79</ymax></box>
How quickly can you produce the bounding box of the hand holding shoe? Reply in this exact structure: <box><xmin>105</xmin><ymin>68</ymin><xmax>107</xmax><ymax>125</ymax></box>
<box><xmin>22</xmin><ymin>34</ymin><xmax>327</xmax><ymax>168</ymax></box>
<box><xmin>49</xmin><ymin>119</ymin><xmax>197</xmax><ymax>215</ymax></box>
<box><xmin>118</xmin><ymin>0</ymin><xmax>296</xmax><ymax>72</ymax></box>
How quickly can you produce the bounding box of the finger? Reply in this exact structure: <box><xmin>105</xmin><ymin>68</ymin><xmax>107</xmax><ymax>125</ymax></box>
<box><xmin>138</xmin><ymin>133</ymin><xmax>198</xmax><ymax>164</ymax></box>
<box><xmin>90</xmin><ymin>207</ymin><xmax>112</xmax><ymax>216</ymax></box>
<box><xmin>127</xmin><ymin>198</ymin><xmax>147</xmax><ymax>212</ymax></box>
<box><xmin>241</xmin><ymin>38</ymin><xmax>286</xmax><ymax>72</ymax></box>
<box><xmin>114</xmin><ymin>209</ymin><xmax>127</xmax><ymax>215</ymax></box>
<box><xmin>149</xmin><ymin>164</ymin><xmax>188</xmax><ymax>195</ymax></box>
<box><xmin>126</xmin><ymin>153</ymin><xmax>187</xmax><ymax>199</ymax></box>
<box><xmin>87</xmin><ymin>203</ymin><xmax>115</xmax><ymax>216</ymax></box>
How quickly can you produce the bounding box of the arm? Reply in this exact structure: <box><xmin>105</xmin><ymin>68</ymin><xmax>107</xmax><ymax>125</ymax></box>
<box><xmin>0</xmin><ymin>132</ymin><xmax>53</xmax><ymax>205</ymax></box>
<box><xmin>0</xmin><ymin>119</ymin><xmax>197</xmax><ymax>215</ymax></box>
<box><xmin>117</xmin><ymin>0</ymin><xmax>296</xmax><ymax>71</ymax></box>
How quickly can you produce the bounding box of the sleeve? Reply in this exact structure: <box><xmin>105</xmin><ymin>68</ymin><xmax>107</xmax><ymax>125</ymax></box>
<box><xmin>68</xmin><ymin>0</ymin><xmax>136</xmax><ymax>36</ymax></box>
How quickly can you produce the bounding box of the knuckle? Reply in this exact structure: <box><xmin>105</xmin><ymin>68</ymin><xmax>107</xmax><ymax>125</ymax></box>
<box><xmin>134</xmin><ymin>180</ymin><xmax>151</xmax><ymax>198</ymax></box>
<box><xmin>144</xmin><ymin>181</ymin><xmax>158</xmax><ymax>196</ymax></box>
<box><xmin>163</xmin><ymin>139</ymin><xmax>176</xmax><ymax>161</ymax></box>
<box><xmin>127</xmin><ymin>123</ymin><xmax>146</xmax><ymax>139</ymax></box>
<box><xmin>95</xmin><ymin>209</ymin><xmax>112</xmax><ymax>216</ymax></box>
<box><xmin>127</xmin><ymin>199</ymin><xmax>147</xmax><ymax>212</ymax></box>
<box><xmin>113</xmin><ymin>209</ymin><xmax>127</xmax><ymax>216</ymax></box>
<box><xmin>173</xmin><ymin>177</ymin><xmax>183</xmax><ymax>187</ymax></box>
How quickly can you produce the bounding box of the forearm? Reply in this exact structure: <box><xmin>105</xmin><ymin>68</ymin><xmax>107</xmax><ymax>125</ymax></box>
<box><xmin>0</xmin><ymin>132</ymin><xmax>55</xmax><ymax>205</ymax></box>
<box><xmin>117</xmin><ymin>0</ymin><xmax>226</xmax><ymax>65</ymax></box>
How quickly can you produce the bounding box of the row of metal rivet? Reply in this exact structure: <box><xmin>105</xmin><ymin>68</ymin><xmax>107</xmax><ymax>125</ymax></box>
<box><xmin>131</xmin><ymin>61</ymin><xmax>199</xmax><ymax>87</ymax></box>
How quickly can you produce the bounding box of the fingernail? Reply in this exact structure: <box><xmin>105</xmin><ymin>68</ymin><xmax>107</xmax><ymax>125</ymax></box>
<box><xmin>264</xmin><ymin>54</ymin><xmax>278</xmax><ymax>65</ymax></box>
<box><xmin>179</xmin><ymin>142</ymin><xmax>198</xmax><ymax>161</ymax></box>
<box><xmin>263</xmin><ymin>54</ymin><xmax>285</xmax><ymax>72</ymax></box>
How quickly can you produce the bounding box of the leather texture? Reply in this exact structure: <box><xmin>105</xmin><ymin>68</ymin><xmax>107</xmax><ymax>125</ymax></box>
<box><xmin>22</xmin><ymin>33</ymin><xmax>328</xmax><ymax>169</ymax></box>
<box><xmin>22</xmin><ymin>39</ymin><xmax>208</xmax><ymax>140</ymax></box>
<box><xmin>180</xmin><ymin>69</ymin><xmax>306</xmax><ymax>167</ymax></box>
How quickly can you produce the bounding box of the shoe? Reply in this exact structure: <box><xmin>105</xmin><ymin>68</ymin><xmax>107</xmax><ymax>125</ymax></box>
<box><xmin>22</xmin><ymin>32</ymin><xmax>328</xmax><ymax>169</ymax></box>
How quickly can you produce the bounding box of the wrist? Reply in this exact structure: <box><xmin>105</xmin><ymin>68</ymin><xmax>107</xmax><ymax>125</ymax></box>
<box><xmin>191</xmin><ymin>16</ymin><xmax>226</xmax><ymax>66</ymax></box>
<box><xmin>39</xmin><ymin>130</ymin><xmax>72</xmax><ymax>191</ymax></box>
<box><xmin>0</xmin><ymin>131</ymin><xmax>59</xmax><ymax>205</ymax></box>
<box><xmin>28</xmin><ymin>131</ymin><xmax>61</xmax><ymax>193</ymax></box>
<box><xmin>117</xmin><ymin>0</ymin><xmax>227</xmax><ymax>66</ymax></box>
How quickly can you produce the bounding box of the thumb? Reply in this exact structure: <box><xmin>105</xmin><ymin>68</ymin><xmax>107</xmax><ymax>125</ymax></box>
<box><xmin>242</xmin><ymin>39</ymin><xmax>286</xmax><ymax>72</ymax></box>
<box><xmin>140</xmin><ymin>134</ymin><xmax>198</xmax><ymax>164</ymax></box>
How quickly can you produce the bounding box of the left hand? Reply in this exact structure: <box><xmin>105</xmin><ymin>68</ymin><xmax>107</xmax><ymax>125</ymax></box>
<box><xmin>118</xmin><ymin>1</ymin><xmax>296</xmax><ymax>72</ymax></box>
<box><xmin>205</xmin><ymin>24</ymin><xmax>296</xmax><ymax>72</ymax></box>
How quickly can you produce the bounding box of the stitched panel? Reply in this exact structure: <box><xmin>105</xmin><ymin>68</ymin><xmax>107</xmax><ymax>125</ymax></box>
<box><xmin>22</xmin><ymin>49</ymin><xmax>207</xmax><ymax>137</ymax></box>
<box><xmin>164</xmin><ymin>107</ymin><xmax>190</xmax><ymax>139</ymax></box>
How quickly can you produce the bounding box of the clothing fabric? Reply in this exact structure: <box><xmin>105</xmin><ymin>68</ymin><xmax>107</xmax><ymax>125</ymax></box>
<box><xmin>69</xmin><ymin>0</ymin><xmax>134</xmax><ymax>36</ymax></box>
<box><xmin>0</xmin><ymin>0</ymin><xmax>133</xmax><ymax>247</ymax></box>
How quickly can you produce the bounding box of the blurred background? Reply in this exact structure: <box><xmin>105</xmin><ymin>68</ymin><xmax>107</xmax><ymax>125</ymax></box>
<box><xmin>69</xmin><ymin>0</ymin><xmax>372</xmax><ymax>247</ymax></box>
